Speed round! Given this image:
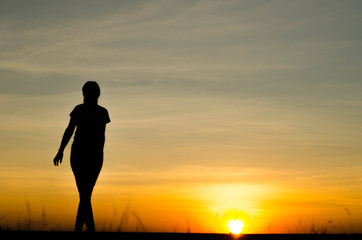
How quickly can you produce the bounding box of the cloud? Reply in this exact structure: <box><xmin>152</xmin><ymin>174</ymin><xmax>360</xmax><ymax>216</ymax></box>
<box><xmin>1</xmin><ymin>0</ymin><xmax>361</xmax><ymax>95</ymax></box>
<box><xmin>0</xmin><ymin>0</ymin><xmax>362</xmax><ymax>183</ymax></box>
<box><xmin>0</xmin><ymin>1</ymin><xmax>313</xmax><ymax>76</ymax></box>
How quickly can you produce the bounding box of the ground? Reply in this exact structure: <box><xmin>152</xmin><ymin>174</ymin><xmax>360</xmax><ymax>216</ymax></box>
<box><xmin>0</xmin><ymin>232</ymin><xmax>361</xmax><ymax>240</ymax></box>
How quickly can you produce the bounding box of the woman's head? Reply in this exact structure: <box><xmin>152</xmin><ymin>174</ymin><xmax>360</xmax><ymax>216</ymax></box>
<box><xmin>82</xmin><ymin>81</ymin><xmax>100</xmax><ymax>104</ymax></box>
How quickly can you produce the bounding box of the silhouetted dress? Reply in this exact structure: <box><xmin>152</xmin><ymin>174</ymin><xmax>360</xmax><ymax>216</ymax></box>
<box><xmin>70</xmin><ymin>103</ymin><xmax>110</xmax><ymax>230</ymax></box>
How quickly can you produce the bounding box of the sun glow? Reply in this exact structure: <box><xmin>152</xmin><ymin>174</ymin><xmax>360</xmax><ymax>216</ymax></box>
<box><xmin>227</xmin><ymin>219</ymin><xmax>245</xmax><ymax>235</ymax></box>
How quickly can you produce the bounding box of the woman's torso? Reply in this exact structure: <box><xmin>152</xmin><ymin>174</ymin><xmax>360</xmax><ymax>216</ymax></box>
<box><xmin>70</xmin><ymin>104</ymin><xmax>110</xmax><ymax>152</ymax></box>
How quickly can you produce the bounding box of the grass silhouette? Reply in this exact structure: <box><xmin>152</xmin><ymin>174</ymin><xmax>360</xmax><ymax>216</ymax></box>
<box><xmin>284</xmin><ymin>219</ymin><xmax>336</xmax><ymax>234</ymax></box>
<box><xmin>0</xmin><ymin>200</ymin><xmax>358</xmax><ymax>236</ymax></box>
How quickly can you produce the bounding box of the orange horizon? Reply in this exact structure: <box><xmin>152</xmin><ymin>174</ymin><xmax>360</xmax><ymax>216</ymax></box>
<box><xmin>1</xmin><ymin>163</ymin><xmax>361</xmax><ymax>233</ymax></box>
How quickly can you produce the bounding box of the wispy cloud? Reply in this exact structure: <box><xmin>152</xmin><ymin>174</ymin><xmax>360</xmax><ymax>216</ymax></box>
<box><xmin>1</xmin><ymin>0</ymin><xmax>361</xmax><ymax>95</ymax></box>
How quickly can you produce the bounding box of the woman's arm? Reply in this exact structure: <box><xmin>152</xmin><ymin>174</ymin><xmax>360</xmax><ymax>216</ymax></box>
<box><xmin>53</xmin><ymin>118</ymin><xmax>77</xmax><ymax>166</ymax></box>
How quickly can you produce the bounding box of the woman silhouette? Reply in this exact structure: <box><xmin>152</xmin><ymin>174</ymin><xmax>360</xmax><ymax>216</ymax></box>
<box><xmin>53</xmin><ymin>81</ymin><xmax>110</xmax><ymax>232</ymax></box>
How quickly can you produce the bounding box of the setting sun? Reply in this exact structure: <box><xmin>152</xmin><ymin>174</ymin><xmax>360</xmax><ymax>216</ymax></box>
<box><xmin>227</xmin><ymin>219</ymin><xmax>245</xmax><ymax>235</ymax></box>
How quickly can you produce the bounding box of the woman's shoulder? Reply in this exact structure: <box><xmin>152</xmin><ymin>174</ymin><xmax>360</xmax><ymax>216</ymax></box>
<box><xmin>74</xmin><ymin>104</ymin><xmax>85</xmax><ymax>110</ymax></box>
<box><xmin>97</xmin><ymin>105</ymin><xmax>111</xmax><ymax>123</ymax></box>
<box><xmin>96</xmin><ymin>105</ymin><xmax>109</xmax><ymax>112</ymax></box>
<box><xmin>70</xmin><ymin>104</ymin><xmax>84</xmax><ymax>116</ymax></box>
<box><xmin>71</xmin><ymin>103</ymin><xmax>109</xmax><ymax>114</ymax></box>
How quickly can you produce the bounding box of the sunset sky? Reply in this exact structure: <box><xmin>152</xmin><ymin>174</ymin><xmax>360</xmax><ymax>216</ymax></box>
<box><xmin>1</xmin><ymin>0</ymin><xmax>362</xmax><ymax>233</ymax></box>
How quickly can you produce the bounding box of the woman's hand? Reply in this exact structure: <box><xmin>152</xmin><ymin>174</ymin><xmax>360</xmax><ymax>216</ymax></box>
<box><xmin>53</xmin><ymin>151</ymin><xmax>63</xmax><ymax>166</ymax></box>
<box><xmin>53</xmin><ymin>118</ymin><xmax>76</xmax><ymax>167</ymax></box>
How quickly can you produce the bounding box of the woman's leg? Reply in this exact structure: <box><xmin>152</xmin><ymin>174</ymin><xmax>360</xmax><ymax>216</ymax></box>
<box><xmin>71</xmin><ymin>150</ymin><xmax>102</xmax><ymax>231</ymax></box>
<box><xmin>75</xmin><ymin>192</ymin><xmax>94</xmax><ymax>231</ymax></box>
<box><xmin>78</xmin><ymin>175</ymin><xmax>97</xmax><ymax>232</ymax></box>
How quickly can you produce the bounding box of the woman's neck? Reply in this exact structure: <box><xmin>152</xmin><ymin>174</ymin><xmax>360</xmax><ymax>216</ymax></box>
<box><xmin>84</xmin><ymin>98</ymin><xmax>98</xmax><ymax>105</ymax></box>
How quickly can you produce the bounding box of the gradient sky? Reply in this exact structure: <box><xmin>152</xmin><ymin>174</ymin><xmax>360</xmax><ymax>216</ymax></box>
<box><xmin>1</xmin><ymin>0</ymin><xmax>362</xmax><ymax>233</ymax></box>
